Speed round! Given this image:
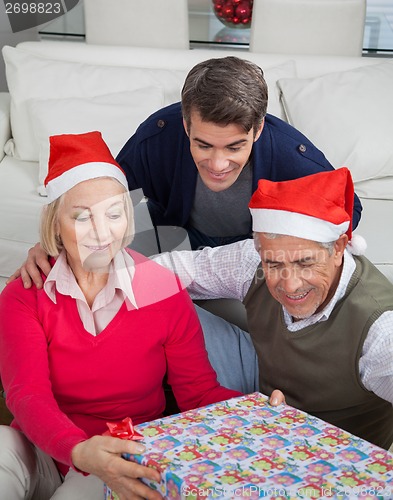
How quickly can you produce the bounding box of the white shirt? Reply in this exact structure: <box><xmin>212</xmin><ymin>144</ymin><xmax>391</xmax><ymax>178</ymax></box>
<box><xmin>154</xmin><ymin>239</ymin><xmax>393</xmax><ymax>405</ymax></box>
<box><xmin>44</xmin><ymin>249</ymin><xmax>138</xmax><ymax>335</ymax></box>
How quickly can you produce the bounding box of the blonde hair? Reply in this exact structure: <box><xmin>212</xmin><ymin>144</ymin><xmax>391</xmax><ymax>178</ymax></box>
<box><xmin>40</xmin><ymin>179</ymin><xmax>134</xmax><ymax>257</ymax></box>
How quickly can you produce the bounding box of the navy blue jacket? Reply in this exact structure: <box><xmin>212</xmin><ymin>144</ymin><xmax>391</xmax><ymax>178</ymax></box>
<box><xmin>117</xmin><ymin>102</ymin><xmax>362</xmax><ymax>230</ymax></box>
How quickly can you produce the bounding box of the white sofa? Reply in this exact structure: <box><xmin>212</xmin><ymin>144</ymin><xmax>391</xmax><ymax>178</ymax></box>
<box><xmin>0</xmin><ymin>40</ymin><xmax>393</xmax><ymax>289</ymax></box>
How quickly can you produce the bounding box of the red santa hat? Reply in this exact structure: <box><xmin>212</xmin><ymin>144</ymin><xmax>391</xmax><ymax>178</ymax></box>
<box><xmin>44</xmin><ymin>131</ymin><xmax>128</xmax><ymax>203</ymax></box>
<box><xmin>249</xmin><ymin>167</ymin><xmax>366</xmax><ymax>255</ymax></box>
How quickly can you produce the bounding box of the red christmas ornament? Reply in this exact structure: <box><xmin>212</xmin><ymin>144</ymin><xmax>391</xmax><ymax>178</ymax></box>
<box><xmin>212</xmin><ymin>0</ymin><xmax>253</xmax><ymax>29</ymax></box>
<box><xmin>222</xmin><ymin>2</ymin><xmax>234</xmax><ymax>20</ymax></box>
<box><xmin>236</xmin><ymin>2</ymin><xmax>252</xmax><ymax>21</ymax></box>
<box><xmin>213</xmin><ymin>0</ymin><xmax>224</xmax><ymax>13</ymax></box>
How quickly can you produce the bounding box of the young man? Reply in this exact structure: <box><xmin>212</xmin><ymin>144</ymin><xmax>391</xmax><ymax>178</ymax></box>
<box><xmin>117</xmin><ymin>56</ymin><xmax>362</xmax><ymax>249</ymax></box>
<box><xmin>156</xmin><ymin>168</ymin><xmax>393</xmax><ymax>450</ymax></box>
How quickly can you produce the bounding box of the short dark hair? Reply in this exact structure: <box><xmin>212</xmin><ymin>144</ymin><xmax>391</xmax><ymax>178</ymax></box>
<box><xmin>181</xmin><ymin>56</ymin><xmax>268</xmax><ymax>135</ymax></box>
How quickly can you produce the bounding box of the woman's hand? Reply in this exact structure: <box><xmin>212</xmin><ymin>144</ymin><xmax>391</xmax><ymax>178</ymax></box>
<box><xmin>6</xmin><ymin>243</ymin><xmax>52</xmax><ymax>289</ymax></box>
<box><xmin>268</xmin><ymin>389</ymin><xmax>286</xmax><ymax>406</ymax></box>
<box><xmin>71</xmin><ymin>435</ymin><xmax>163</xmax><ymax>500</ymax></box>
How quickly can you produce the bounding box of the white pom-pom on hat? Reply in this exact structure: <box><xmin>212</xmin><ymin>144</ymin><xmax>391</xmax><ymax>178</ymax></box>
<box><xmin>347</xmin><ymin>234</ymin><xmax>367</xmax><ymax>255</ymax></box>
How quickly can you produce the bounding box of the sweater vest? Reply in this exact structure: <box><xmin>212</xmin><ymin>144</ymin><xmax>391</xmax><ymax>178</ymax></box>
<box><xmin>243</xmin><ymin>255</ymin><xmax>393</xmax><ymax>449</ymax></box>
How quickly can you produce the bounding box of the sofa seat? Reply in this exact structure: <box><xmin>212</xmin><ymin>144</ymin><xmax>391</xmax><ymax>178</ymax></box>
<box><xmin>0</xmin><ymin>156</ymin><xmax>45</xmax><ymax>278</ymax></box>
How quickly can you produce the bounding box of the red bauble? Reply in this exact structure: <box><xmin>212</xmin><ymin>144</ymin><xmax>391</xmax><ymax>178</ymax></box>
<box><xmin>222</xmin><ymin>3</ymin><xmax>234</xmax><ymax>20</ymax></box>
<box><xmin>212</xmin><ymin>0</ymin><xmax>253</xmax><ymax>29</ymax></box>
<box><xmin>236</xmin><ymin>2</ymin><xmax>252</xmax><ymax>21</ymax></box>
<box><xmin>213</xmin><ymin>0</ymin><xmax>224</xmax><ymax>13</ymax></box>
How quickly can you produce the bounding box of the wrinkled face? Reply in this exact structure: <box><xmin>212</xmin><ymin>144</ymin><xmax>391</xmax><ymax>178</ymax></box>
<box><xmin>185</xmin><ymin>111</ymin><xmax>263</xmax><ymax>192</ymax></box>
<box><xmin>57</xmin><ymin>178</ymin><xmax>129</xmax><ymax>273</ymax></box>
<box><xmin>257</xmin><ymin>234</ymin><xmax>346</xmax><ymax>320</ymax></box>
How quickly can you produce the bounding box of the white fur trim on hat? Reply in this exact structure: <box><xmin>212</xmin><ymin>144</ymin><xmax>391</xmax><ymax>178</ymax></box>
<box><xmin>250</xmin><ymin>208</ymin><xmax>349</xmax><ymax>242</ymax></box>
<box><xmin>46</xmin><ymin>162</ymin><xmax>128</xmax><ymax>203</ymax></box>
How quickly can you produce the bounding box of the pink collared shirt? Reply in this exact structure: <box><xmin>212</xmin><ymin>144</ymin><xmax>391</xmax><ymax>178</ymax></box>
<box><xmin>44</xmin><ymin>249</ymin><xmax>138</xmax><ymax>335</ymax></box>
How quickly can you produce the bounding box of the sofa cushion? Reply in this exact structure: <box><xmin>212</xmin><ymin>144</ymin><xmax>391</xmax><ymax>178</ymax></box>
<box><xmin>2</xmin><ymin>45</ymin><xmax>296</xmax><ymax>163</ymax></box>
<box><xmin>265</xmin><ymin>60</ymin><xmax>296</xmax><ymax>119</ymax></box>
<box><xmin>2</xmin><ymin>46</ymin><xmax>186</xmax><ymax>161</ymax></box>
<box><xmin>277</xmin><ymin>60</ymin><xmax>393</xmax><ymax>197</ymax></box>
<box><xmin>29</xmin><ymin>88</ymin><xmax>164</xmax><ymax>195</ymax></box>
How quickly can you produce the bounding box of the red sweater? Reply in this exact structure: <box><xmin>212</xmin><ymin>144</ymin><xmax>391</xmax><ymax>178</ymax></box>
<box><xmin>0</xmin><ymin>251</ymin><xmax>240</xmax><ymax>475</ymax></box>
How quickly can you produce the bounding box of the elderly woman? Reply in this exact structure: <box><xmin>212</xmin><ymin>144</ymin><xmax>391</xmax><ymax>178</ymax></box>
<box><xmin>0</xmin><ymin>132</ymin><xmax>257</xmax><ymax>500</ymax></box>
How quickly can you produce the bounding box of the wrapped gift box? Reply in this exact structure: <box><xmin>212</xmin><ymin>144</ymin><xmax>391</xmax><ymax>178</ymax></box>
<box><xmin>105</xmin><ymin>392</ymin><xmax>393</xmax><ymax>499</ymax></box>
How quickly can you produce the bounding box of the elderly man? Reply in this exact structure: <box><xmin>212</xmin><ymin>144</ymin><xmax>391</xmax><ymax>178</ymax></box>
<box><xmin>157</xmin><ymin>168</ymin><xmax>393</xmax><ymax>450</ymax></box>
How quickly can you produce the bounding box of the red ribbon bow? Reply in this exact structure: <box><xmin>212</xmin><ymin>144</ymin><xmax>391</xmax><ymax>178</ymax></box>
<box><xmin>105</xmin><ymin>417</ymin><xmax>144</xmax><ymax>441</ymax></box>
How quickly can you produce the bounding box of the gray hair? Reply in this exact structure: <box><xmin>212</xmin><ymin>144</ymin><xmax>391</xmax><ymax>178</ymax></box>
<box><xmin>253</xmin><ymin>232</ymin><xmax>335</xmax><ymax>255</ymax></box>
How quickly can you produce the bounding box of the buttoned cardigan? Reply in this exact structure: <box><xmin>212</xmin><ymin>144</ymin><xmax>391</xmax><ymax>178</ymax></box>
<box><xmin>117</xmin><ymin>102</ymin><xmax>362</xmax><ymax>230</ymax></box>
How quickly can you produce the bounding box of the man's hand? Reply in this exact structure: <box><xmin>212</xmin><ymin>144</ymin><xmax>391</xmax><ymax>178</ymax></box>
<box><xmin>72</xmin><ymin>436</ymin><xmax>163</xmax><ymax>500</ymax></box>
<box><xmin>6</xmin><ymin>243</ymin><xmax>52</xmax><ymax>289</ymax></box>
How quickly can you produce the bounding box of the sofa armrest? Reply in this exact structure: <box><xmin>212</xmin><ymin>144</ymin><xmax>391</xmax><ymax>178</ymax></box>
<box><xmin>0</xmin><ymin>93</ymin><xmax>11</xmax><ymax>163</ymax></box>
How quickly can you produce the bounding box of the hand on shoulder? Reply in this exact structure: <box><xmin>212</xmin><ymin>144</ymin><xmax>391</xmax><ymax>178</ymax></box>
<box><xmin>6</xmin><ymin>243</ymin><xmax>52</xmax><ymax>289</ymax></box>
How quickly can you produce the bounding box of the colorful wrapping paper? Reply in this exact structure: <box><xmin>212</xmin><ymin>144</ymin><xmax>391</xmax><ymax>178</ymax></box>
<box><xmin>104</xmin><ymin>393</ymin><xmax>393</xmax><ymax>499</ymax></box>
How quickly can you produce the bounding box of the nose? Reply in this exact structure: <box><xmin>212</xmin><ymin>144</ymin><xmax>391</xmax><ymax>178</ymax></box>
<box><xmin>280</xmin><ymin>268</ymin><xmax>303</xmax><ymax>294</ymax></box>
<box><xmin>91</xmin><ymin>215</ymin><xmax>111</xmax><ymax>243</ymax></box>
<box><xmin>210</xmin><ymin>150</ymin><xmax>230</xmax><ymax>172</ymax></box>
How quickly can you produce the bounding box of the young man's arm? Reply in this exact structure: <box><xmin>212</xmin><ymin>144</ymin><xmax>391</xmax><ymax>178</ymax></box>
<box><xmin>152</xmin><ymin>238</ymin><xmax>260</xmax><ymax>302</ymax></box>
<box><xmin>9</xmin><ymin>236</ymin><xmax>260</xmax><ymax>298</ymax></box>
<box><xmin>6</xmin><ymin>243</ymin><xmax>52</xmax><ymax>289</ymax></box>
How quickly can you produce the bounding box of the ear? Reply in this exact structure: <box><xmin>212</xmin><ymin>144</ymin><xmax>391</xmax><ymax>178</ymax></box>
<box><xmin>254</xmin><ymin>118</ymin><xmax>265</xmax><ymax>142</ymax></box>
<box><xmin>183</xmin><ymin>117</ymin><xmax>189</xmax><ymax>137</ymax></box>
<box><xmin>333</xmin><ymin>233</ymin><xmax>348</xmax><ymax>266</ymax></box>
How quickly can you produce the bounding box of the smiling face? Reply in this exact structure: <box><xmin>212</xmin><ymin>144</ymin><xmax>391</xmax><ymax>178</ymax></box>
<box><xmin>257</xmin><ymin>233</ymin><xmax>347</xmax><ymax>320</ymax></box>
<box><xmin>185</xmin><ymin>111</ymin><xmax>263</xmax><ymax>192</ymax></box>
<box><xmin>56</xmin><ymin>178</ymin><xmax>129</xmax><ymax>274</ymax></box>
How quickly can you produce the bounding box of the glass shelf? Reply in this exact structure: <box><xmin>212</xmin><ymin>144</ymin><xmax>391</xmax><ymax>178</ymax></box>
<box><xmin>38</xmin><ymin>0</ymin><xmax>393</xmax><ymax>54</ymax></box>
<box><xmin>363</xmin><ymin>13</ymin><xmax>393</xmax><ymax>52</ymax></box>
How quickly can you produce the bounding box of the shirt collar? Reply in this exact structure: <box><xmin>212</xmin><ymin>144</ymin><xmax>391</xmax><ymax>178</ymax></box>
<box><xmin>44</xmin><ymin>249</ymin><xmax>138</xmax><ymax>309</ymax></box>
<box><xmin>283</xmin><ymin>249</ymin><xmax>356</xmax><ymax>330</ymax></box>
